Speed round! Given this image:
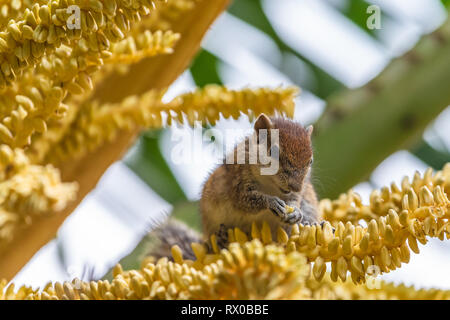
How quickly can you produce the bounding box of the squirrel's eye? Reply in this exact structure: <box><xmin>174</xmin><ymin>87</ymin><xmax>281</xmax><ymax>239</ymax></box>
<box><xmin>309</xmin><ymin>158</ymin><xmax>313</xmax><ymax>166</ymax></box>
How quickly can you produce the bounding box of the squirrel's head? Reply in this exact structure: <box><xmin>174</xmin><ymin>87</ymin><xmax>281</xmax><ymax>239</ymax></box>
<box><xmin>253</xmin><ymin>114</ymin><xmax>313</xmax><ymax>193</ymax></box>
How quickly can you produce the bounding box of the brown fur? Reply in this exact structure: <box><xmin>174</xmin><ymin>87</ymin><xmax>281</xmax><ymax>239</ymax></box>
<box><xmin>200</xmin><ymin>115</ymin><xmax>319</xmax><ymax>245</ymax></box>
<box><xmin>145</xmin><ymin>219</ymin><xmax>201</xmax><ymax>261</ymax></box>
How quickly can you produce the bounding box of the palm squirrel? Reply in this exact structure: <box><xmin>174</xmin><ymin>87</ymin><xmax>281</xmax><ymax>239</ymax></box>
<box><xmin>147</xmin><ymin>114</ymin><xmax>320</xmax><ymax>259</ymax></box>
<box><xmin>200</xmin><ymin>114</ymin><xmax>319</xmax><ymax>246</ymax></box>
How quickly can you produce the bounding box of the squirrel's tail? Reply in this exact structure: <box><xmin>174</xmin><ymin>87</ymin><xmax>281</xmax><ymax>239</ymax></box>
<box><xmin>145</xmin><ymin>218</ymin><xmax>202</xmax><ymax>261</ymax></box>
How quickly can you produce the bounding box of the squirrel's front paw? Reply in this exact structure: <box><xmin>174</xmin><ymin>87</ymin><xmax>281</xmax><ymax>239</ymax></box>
<box><xmin>267</xmin><ymin>196</ymin><xmax>288</xmax><ymax>218</ymax></box>
<box><xmin>282</xmin><ymin>206</ymin><xmax>304</xmax><ymax>224</ymax></box>
<box><xmin>268</xmin><ymin>197</ymin><xmax>304</xmax><ymax>224</ymax></box>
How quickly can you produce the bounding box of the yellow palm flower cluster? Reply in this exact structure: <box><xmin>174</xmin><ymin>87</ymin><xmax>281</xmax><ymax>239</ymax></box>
<box><xmin>0</xmin><ymin>1</ymin><xmax>44</xmax><ymax>30</ymax></box>
<box><xmin>0</xmin><ymin>0</ymin><xmax>179</xmax><ymax>150</ymax></box>
<box><xmin>167</xmin><ymin>85</ymin><xmax>298</xmax><ymax>126</ymax></box>
<box><xmin>305</xmin><ymin>274</ymin><xmax>450</xmax><ymax>300</ymax></box>
<box><xmin>0</xmin><ymin>240</ymin><xmax>311</xmax><ymax>300</ymax></box>
<box><xmin>0</xmin><ymin>0</ymin><xmax>160</xmax><ymax>85</ymax></box>
<box><xmin>2</xmin><ymin>237</ymin><xmax>449</xmax><ymax>300</ymax></box>
<box><xmin>108</xmin><ymin>30</ymin><xmax>180</xmax><ymax>64</ymax></box>
<box><xmin>136</xmin><ymin>0</ymin><xmax>199</xmax><ymax>32</ymax></box>
<box><xmin>0</xmin><ymin>165</ymin><xmax>449</xmax><ymax>299</ymax></box>
<box><xmin>0</xmin><ymin>147</ymin><xmax>77</xmax><ymax>251</ymax></box>
<box><xmin>320</xmin><ymin>166</ymin><xmax>450</xmax><ymax>224</ymax></box>
<box><xmin>198</xmin><ymin>164</ymin><xmax>449</xmax><ymax>285</ymax></box>
<box><xmin>41</xmin><ymin>85</ymin><xmax>298</xmax><ymax>164</ymax></box>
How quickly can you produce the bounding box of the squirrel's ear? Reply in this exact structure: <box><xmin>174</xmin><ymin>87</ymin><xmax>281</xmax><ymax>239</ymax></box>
<box><xmin>254</xmin><ymin>114</ymin><xmax>273</xmax><ymax>131</ymax></box>
<box><xmin>306</xmin><ymin>125</ymin><xmax>313</xmax><ymax>137</ymax></box>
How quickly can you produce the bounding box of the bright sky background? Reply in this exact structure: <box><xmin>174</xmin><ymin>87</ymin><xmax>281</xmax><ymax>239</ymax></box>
<box><xmin>12</xmin><ymin>0</ymin><xmax>450</xmax><ymax>291</ymax></box>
